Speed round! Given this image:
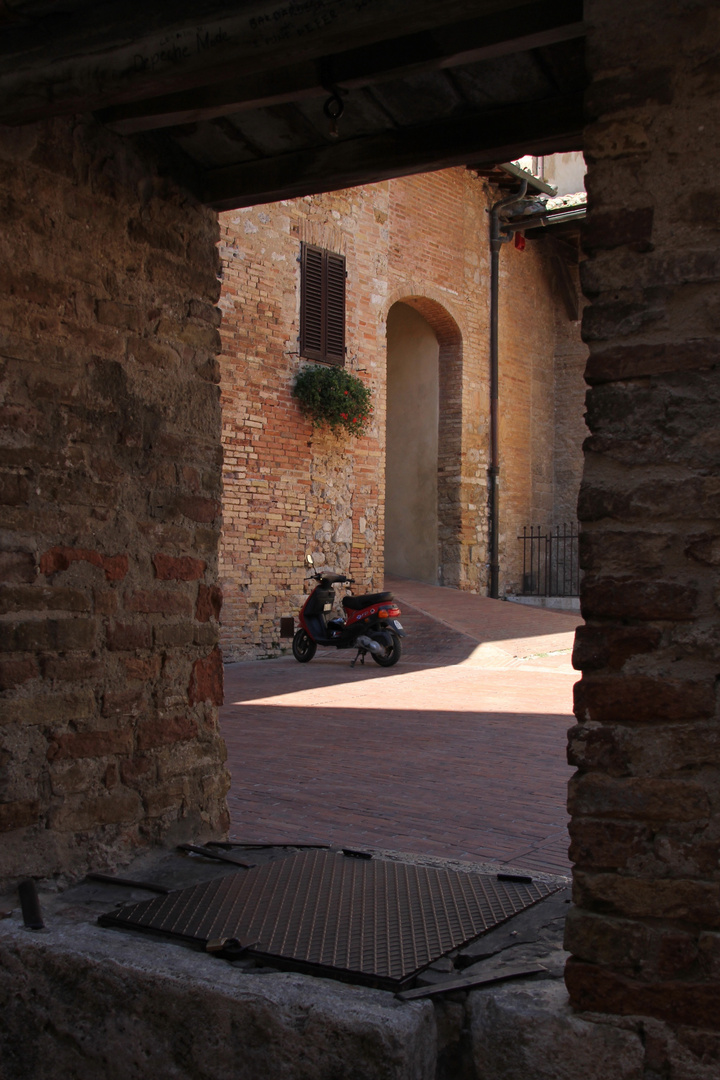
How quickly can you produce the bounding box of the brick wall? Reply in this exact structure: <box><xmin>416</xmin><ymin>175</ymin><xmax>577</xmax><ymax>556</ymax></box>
<box><xmin>218</xmin><ymin>168</ymin><xmax>586</xmax><ymax>659</ymax></box>
<box><xmin>0</xmin><ymin>117</ymin><xmax>229</xmax><ymax>887</ymax></box>
<box><xmin>566</xmin><ymin>0</ymin><xmax>720</xmax><ymax>1042</ymax></box>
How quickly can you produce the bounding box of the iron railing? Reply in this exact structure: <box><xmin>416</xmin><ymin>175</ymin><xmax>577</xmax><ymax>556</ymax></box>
<box><xmin>518</xmin><ymin>523</ymin><xmax>580</xmax><ymax>597</ymax></box>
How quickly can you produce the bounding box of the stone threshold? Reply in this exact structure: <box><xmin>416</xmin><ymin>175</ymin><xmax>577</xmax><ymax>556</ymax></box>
<box><xmin>505</xmin><ymin>594</ymin><xmax>581</xmax><ymax>612</ymax></box>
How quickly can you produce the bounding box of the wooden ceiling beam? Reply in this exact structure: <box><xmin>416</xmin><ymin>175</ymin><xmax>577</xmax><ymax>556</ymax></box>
<box><xmin>97</xmin><ymin>2</ymin><xmax>584</xmax><ymax>135</ymax></box>
<box><xmin>202</xmin><ymin>93</ymin><xmax>585</xmax><ymax>211</ymax></box>
<box><xmin>0</xmin><ymin>0</ymin><xmax>554</xmax><ymax>125</ymax></box>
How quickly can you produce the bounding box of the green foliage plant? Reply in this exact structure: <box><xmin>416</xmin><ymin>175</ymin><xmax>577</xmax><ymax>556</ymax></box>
<box><xmin>293</xmin><ymin>364</ymin><xmax>373</xmax><ymax>437</ymax></box>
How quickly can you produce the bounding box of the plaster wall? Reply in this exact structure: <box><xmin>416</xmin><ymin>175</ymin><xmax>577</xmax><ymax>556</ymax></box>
<box><xmin>385</xmin><ymin>303</ymin><xmax>439</xmax><ymax>584</ymax></box>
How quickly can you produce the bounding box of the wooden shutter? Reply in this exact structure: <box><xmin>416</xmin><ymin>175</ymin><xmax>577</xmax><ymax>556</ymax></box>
<box><xmin>300</xmin><ymin>243</ymin><xmax>345</xmax><ymax>366</ymax></box>
<box><xmin>324</xmin><ymin>252</ymin><xmax>346</xmax><ymax>365</ymax></box>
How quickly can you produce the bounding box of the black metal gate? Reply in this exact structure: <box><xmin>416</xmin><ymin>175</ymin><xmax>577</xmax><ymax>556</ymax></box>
<box><xmin>518</xmin><ymin>524</ymin><xmax>579</xmax><ymax>597</ymax></box>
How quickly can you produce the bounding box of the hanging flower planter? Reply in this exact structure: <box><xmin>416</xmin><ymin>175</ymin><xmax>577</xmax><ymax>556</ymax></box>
<box><xmin>293</xmin><ymin>365</ymin><xmax>373</xmax><ymax>437</ymax></box>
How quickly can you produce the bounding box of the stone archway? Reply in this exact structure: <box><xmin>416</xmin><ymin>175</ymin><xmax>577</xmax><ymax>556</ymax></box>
<box><xmin>384</xmin><ymin>294</ymin><xmax>464</xmax><ymax>587</ymax></box>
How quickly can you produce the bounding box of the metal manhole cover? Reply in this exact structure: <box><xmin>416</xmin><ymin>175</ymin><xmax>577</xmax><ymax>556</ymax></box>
<box><xmin>99</xmin><ymin>850</ymin><xmax>559</xmax><ymax>989</ymax></box>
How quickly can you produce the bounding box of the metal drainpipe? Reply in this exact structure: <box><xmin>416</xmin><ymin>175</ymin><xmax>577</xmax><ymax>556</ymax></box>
<box><xmin>488</xmin><ymin>181</ymin><xmax>527</xmax><ymax>599</ymax></box>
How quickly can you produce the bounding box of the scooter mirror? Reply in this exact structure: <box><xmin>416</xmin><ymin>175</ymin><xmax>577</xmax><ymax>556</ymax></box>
<box><xmin>304</xmin><ymin>552</ymin><xmax>315</xmax><ymax>568</ymax></box>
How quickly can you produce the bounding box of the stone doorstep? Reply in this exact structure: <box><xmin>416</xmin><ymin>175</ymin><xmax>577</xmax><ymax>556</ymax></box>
<box><xmin>0</xmin><ymin>849</ymin><xmax>709</xmax><ymax>1079</ymax></box>
<box><xmin>505</xmin><ymin>595</ymin><xmax>582</xmax><ymax>613</ymax></box>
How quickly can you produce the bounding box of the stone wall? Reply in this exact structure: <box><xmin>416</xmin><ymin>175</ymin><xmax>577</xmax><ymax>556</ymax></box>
<box><xmin>0</xmin><ymin>117</ymin><xmax>229</xmax><ymax>887</ymax></box>
<box><xmin>218</xmin><ymin>168</ymin><xmax>586</xmax><ymax>659</ymax></box>
<box><xmin>566</xmin><ymin>0</ymin><xmax>720</xmax><ymax>1040</ymax></box>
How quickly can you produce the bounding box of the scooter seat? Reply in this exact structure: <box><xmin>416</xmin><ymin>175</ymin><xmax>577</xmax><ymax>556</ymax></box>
<box><xmin>343</xmin><ymin>590</ymin><xmax>394</xmax><ymax>610</ymax></box>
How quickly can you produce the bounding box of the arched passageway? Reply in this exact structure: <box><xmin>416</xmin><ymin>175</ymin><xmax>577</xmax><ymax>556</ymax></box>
<box><xmin>385</xmin><ymin>296</ymin><xmax>464</xmax><ymax>587</ymax></box>
<box><xmin>385</xmin><ymin>302</ymin><xmax>439</xmax><ymax>583</ymax></box>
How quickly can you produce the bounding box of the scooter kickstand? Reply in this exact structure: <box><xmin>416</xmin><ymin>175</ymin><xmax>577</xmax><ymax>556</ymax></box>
<box><xmin>350</xmin><ymin>648</ymin><xmax>366</xmax><ymax>668</ymax></box>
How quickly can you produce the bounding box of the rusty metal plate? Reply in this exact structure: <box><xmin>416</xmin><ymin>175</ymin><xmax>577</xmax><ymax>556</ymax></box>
<box><xmin>99</xmin><ymin>850</ymin><xmax>558</xmax><ymax>989</ymax></box>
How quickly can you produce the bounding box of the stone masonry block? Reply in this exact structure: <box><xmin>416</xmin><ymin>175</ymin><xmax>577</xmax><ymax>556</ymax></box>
<box><xmin>136</xmin><ymin>714</ymin><xmax>198</xmax><ymax>751</ymax></box>
<box><xmin>0</xmin><ymin>799</ymin><xmax>40</xmax><ymax>833</ymax></box>
<box><xmin>0</xmin><ymin>656</ymin><xmax>39</xmax><ymax>691</ymax></box>
<box><xmin>567</xmin><ymin>818</ymin><xmax>652</xmax><ymax>872</ymax></box>
<box><xmin>188</xmin><ymin>646</ymin><xmax>223</xmax><ymax>706</ymax></box>
<box><xmin>153</xmin><ymin>553</ymin><xmax>206</xmax><ymax>580</ymax></box>
<box><xmin>565</xmin><ymin>958</ymin><xmax>720</xmax><ymax>1032</ymax></box>
<box><xmin>48</xmin><ymin>790</ymin><xmax>143</xmax><ymax>831</ymax></box>
<box><xmin>580</xmin><ymin>576</ymin><xmax>698</xmax><ymax>620</ymax></box>
<box><xmin>47</xmin><ymin>730</ymin><xmax>133</xmax><ymax>761</ymax></box>
<box><xmin>0</xmin><ymin>585</ymin><xmax>90</xmax><ymax>612</ymax></box>
<box><xmin>40</xmin><ymin>546</ymin><xmax>128</xmax><ymax>581</ymax></box>
<box><xmin>574</xmin><ymin>675</ymin><xmax>715</xmax><ymax>725</ymax></box>
<box><xmin>2</xmin><ymin>690</ymin><xmax>96</xmax><ymax>727</ymax></box>
<box><xmin>124</xmin><ymin>590</ymin><xmax>192</xmax><ymax>616</ymax></box>
<box><xmin>568</xmin><ymin>774</ymin><xmax>710</xmax><ymax>823</ymax></box>
<box><xmin>572</xmin><ymin>624</ymin><xmax>662</xmax><ymax>671</ymax></box>
<box><xmin>583</xmin><ymin>208</ymin><xmax>654</xmax><ymax>254</ymax></box>
<box><xmin>0</xmin><ymin>550</ymin><xmax>35</xmax><ymax>582</ymax></box>
<box><xmin>106</xmin><ymin>621</ymin><xmax>152</xmax><ymax>651</ymax></box>
<box><xmin>572</xmin><ymin>871</ymin><xmax>720</xmax><ymax>929</ymax></box>
<box><xmin>471</xmin><ymin>980</ymin><xmax>644</xmax><ymax>1080</ymax></box>
<box><xmin>195</xmin><ymin>583</ymin><xmax>222</xmax><ymax>622</ymax></box>
<box><xmin>0</xmin><ymin>920</ymin><xmax>436</xmax><ymax>1080</ymax></box>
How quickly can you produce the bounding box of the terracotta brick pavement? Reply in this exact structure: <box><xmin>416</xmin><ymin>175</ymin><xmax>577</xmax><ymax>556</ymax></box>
<box><xmin>221</xmin><ymin>579</ymin><xmax>581</xmax><ymax>875</ymax></box>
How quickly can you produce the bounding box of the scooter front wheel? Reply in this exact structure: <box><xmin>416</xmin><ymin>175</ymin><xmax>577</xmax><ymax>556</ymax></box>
<box><xmin>292</xmin><ymin>629</ymin><xmax>317</xmax><ymax>663</ymax></box>
<box><xmin>371</xmin><ymin>633</ymin><xmax>402</xmax><ymax>667</ymax></box>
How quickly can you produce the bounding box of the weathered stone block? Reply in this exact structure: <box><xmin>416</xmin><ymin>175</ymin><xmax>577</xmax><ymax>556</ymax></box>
<box><xmin>0</xmin><ymin>584</ymin><xmax>90</xmax><ymax>612</ymax></box>
<box><xmin>568</xmin><ymin>818</ymin><xmax>651</xmax><ymax>869</ymax></box>
<box><xmin>2</xmin><ymin>690</ymin><xmax>96</xmax><ymax>727</ymax></box>
<box><xmin>0</xmin><ymin>920</ymin><xmax>436</xmax><ymax>1080</ymax></box>
<box><xmin>0</xmin><ymin>550</ymin><xmax>35</xmax><ymax>583</ymax></box>
<box><xmin>0</xmin><ymin>656</ymin><xmax>39</xmax><ymax>690</ymax></box>
<box><xmin>471</xmin><ymin>980</ymin><xmax>644</xmax><ymax>1080</ymax></box>
<box><xmin>572</xmin><ymin>624</ymin><xmax>661</xmax><ymax>671</ymax></box>
<box><xmin>568</xmin><ymin>774</ymin><xmax>710</xmax><ymax>823</ymax></box>
<box><xmin>572</xmin><ymin>872</ymin><xmax>720</xmax><ymax>928</ymax></box>
<box><xmin>580</xmin><ymin>576</ymin><xmax>699</xmax><ymax>620</ymax></box>
<box><xmin>566</xmin><ymin>958</ymin><xmax>720</xmax><ymax>1031</ymax></box>
<box><xmin>585</xmin><ymin>340</ymin><xmax>720</xmax><ymax>384</ymax></box>
<box><xmin>47</xmin><ymin>730</ymin><xmax>133</xmax><ymax>761</ymax></box>
<box><xmin>124</xmin><ymin>590</ymin><xmax>192</xmax><ymax>616</ymax></box>
<box><xmin>136</xmin><ymin>714</ymin><xmax>198</xmax><ymax>751</ymax></box>
<box><xmin>40</xmin><ymin>546</ymin><xmax>128</xmax><ymax>581</ymax></box>
<box><xmin>188</xmin><ymin>647</ymin><xmax>223</xmax><ymax>706</ymax></box>
<box><xmin>574</xmin><ymin>675</ymin><xmax>714</xmax><ymax>725</ymax></box>
<box><xmin>583</xmin><ymin>207</ymin><xmax>654</xmax><ymax>253</ymax></box>
<box><xmin>101</xmin><ymin>689</ymin><xmax>146</xmax><ymax>718</ymax></box>
<box><xmin>49</xmin><ymin>790</ymin><xmax>142</xmax><ymax>830</ymax></box>
<box><xmin>106</xmin><ymin>621</ymin><xmax>152</xmax><ymax>651</ymax></box>
<box><xmin>175</xmin><ymin>495</ymin><xmax>220</xmax><ymax>523</ymax></box>
<box><xmin>0</xmin><ymin>798</ymin><xmax>40</xmax><ymax>832</ymax></box>
<box><xmin>195</xmin><ymin>583</ymin><xmax>222</xmax><ymax>622</ymax></box>
<box><xmin>153</xmin><ymin>553</ymin><xmax>206</xmax><ymax>580</ymax></box>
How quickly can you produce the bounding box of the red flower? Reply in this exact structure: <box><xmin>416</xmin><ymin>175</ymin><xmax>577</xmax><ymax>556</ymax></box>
<box><xmin>344</xmin><ymin>390</ymin><xmax>348</xmax><ymax>395</ymax></box>
<box><xmin>341</xmin><ymin>413</ymin><xmax>347</xmax><ymax>419</ymax></box>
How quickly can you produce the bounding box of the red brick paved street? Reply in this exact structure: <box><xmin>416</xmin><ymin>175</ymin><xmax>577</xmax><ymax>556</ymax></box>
<box><xmin>221</xmin><ymin>579</ymin><xmax>581</xmax><ymax>875</ymax></box>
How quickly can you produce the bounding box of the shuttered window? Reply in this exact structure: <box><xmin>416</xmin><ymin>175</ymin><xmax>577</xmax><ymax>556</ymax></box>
<box><xmin>300</xmin><ymin>243</ymin><xmax>346</xmax><ymax>366</ymax></box>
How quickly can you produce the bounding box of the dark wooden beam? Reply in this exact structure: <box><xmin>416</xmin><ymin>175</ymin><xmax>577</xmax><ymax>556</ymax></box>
<box><xmin>96</xmin><ymin>2</ymin><xmax>584</xmax><ymax>135</ymax></box>
<box><xmin>0</xmin><ymin>0</ymin><xmax>543</xmax><ymax>125</ymax></box>
<box><xmin>202</xmin><ymin>94</ymin><xmax>585</xmax><ymax>210</ymax></box>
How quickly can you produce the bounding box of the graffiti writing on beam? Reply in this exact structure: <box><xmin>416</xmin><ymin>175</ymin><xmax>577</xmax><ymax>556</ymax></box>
<box><xmin>132</xmin><ymin>28</ymin><xmax>231</xmax><ymax>74</ymax></box>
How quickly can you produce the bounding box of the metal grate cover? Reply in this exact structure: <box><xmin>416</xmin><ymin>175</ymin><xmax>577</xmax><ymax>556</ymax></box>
<box><xmin>99</xmin><ymin>850</ymin><xmax>558</xmax><ymax>989</ymax></box>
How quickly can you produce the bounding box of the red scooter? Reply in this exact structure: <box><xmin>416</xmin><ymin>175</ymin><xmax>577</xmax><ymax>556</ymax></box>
<box><xmin>293</xmin><ymin>553</ymin><xmax>405</xmax><ymax>667</ymax></box>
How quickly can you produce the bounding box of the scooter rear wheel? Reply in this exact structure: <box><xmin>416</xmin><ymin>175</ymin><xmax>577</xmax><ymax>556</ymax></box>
<box><xmin>292</xmin><ymin>629</ymin><xmax>317</xmax><ymax>663</ymax></box>
<box><xmin>371</xmin><ymin>633</ymin><xmax>402</xmax><ymax>667</ymax></box>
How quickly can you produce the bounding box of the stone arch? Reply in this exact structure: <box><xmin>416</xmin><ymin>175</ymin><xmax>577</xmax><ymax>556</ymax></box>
<box><xmin>384</xmin><ymin>289</ymin><xmax>464</xmax><ymax>587</ymax></box>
